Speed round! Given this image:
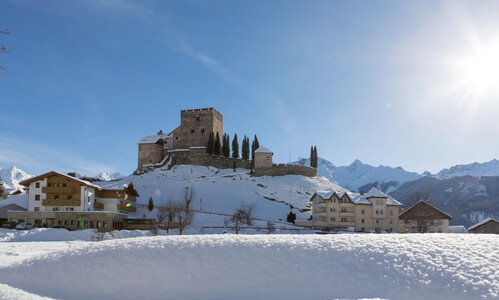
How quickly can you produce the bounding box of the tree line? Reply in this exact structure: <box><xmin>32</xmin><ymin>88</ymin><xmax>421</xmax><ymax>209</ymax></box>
<box><xmin>207</xmin><ymin>132</ymin><xmax>260</xmax><ymax>160</ymax></box>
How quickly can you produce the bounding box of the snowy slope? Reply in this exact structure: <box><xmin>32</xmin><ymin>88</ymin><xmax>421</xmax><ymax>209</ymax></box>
<box><xmin>94</xmin><ymin>165</ymin><xmax>342</xmax><ymax>226</ymax></box>
<box><xmin>434</xmin><ymin>159</ymin><xmax>499</xmax><ymax>179</ymax></box>
<box><xmin>0</xmin><ymin>234</ymin><xmax>497</xmax><ymax>299</ymax></box>
<box><xmin>0</xmin><ymin>166</ymin><xmax>32</xmax><ymax>193</ymax></box>
<box><xmin>291</xmin><ymin>157</ymin><xmax>421</xmax><ymax>193</ymax></box>
<box><xmin>95</xmin><ymin>172</ymin><xmax>123</xmax><ymax>181</ymax></box>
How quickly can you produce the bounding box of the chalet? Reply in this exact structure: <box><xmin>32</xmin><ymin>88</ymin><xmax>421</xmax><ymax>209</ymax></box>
<box><xmin>399</xmin><ymin>201</ymin><xmax>452</xmax><ymax>233</ymax></box>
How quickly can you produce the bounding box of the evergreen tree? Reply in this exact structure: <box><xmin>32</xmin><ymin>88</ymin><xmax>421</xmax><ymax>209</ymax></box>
<box><xmin>148</xmin><ymin>197</ymin><xmax>154</xmax><ymax>211</ymax></box>
<box><xmin>222</xmin><ymin>133</ymin><xmax>227</xmax><ymax>157</ymax></box>
<box><xmin>224</xmin><ymin>134</ymin><xmax>231</xmax><ymax>157</ymax></box>
<box><xmin>251</xmin><ymin>135</ymin><xmax>260</xmax><ymax>160</ymax></box>
<box><xmin>207</xmin><ymin>132</ymin><xmax>214</xmax><ymax>155</ymax></box>
<box><xmin>232</xmin><ymin>134</ymin><xmax>239</xmax><ymax>158</ymax></box>
<box><xmin>313</xmin><ymin>146</ymin><xmax>318</xmax><ymax>168</ymax></box>
<box><xmin>254</xmin><ymin>135</ymin><xmax>260</xmax><ymax>150</ymax></box>
<box><xmin>0</xmin><ymin>177</ymin><xmax>4</xmax><ymax>197</ymax></box>
<box><xmin>241</xmin><ymin>135</ymin><xmax>250</xmax><ymax>160</ymax></box>
<box><xmin>286</xmin><ymin>211</ymin><xmax>296</xmax><ymax>224</ymax></box>
<box><xmin>310</xmin><ymin>146</ymin><xmax>314</xmax><ymax>167</ymax></box>
<box><xmin>214</xmin><ymin>132</ymin><xmax>222</xmax><ymax>156</ymax></box>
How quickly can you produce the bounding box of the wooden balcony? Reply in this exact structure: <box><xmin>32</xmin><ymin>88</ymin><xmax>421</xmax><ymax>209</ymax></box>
<box><xmin>42</xmin><ymin>198</ymin><xmax>80</xmax><ymax>206</ymax></box>
<box><xmin>42</xmin><ymin>186</ymin><xmax>74</xmax><ymax>194</ymax></box>
<box><xmin>94</xmin><ymin>202</ymin><xmax>104</xmax><ymax>210</ymax></box>
<box><xmin>117</xmin><ymin>204</ymin><xmax>136</xmax><ymax>213</ymax></box>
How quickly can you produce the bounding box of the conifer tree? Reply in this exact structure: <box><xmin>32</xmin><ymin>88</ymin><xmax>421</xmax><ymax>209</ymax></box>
<box><xmin>314</xmin><ymin>146</ymin><xmax>318</xmax><ymax>167</ymax></box>
<box><xmin>241</xmin><ymin>135</ymin><xmax>250</xmax><ymax>160</ymax></box>
<box><xmin>0</xmin><ymin>177</ymin><xmax>4</xmax><ymax>197</ymax></box>
<box><xmin>310</xmin><ymin>146</ymin><xmax>314</xmax><ymax>167</ymax></box>
<box><xmin>214</xmin><ymin>132</ymin><xmax>222</xmax><ymax>156</ymax></box>
<box><xmin>207</xmin><ymin>132</ymin><xmax>214</xmax><ymax>155</ymax></box>
<box><xmin>223</xmin><ymin>134</ymin><xmax>230</xmax><ymax>158</ymax></box>
<box><xmin>251</xmin><ymin>135</ymin><xmax>260</xmax><ymax>160</ymax></box>
<box><xmin>148</xmin><ymin>197</ymin><xmax>154</xmax><ymax>211</ymax></box>
<box><xmin>232</xmin><ymin>134</ymin><xmax>239</xmax><ymax>158</ymax></box>
<box><xmin>222</xmin><ymin>133</ymin><xmax>227</xmax><ymax>157</ymax></box>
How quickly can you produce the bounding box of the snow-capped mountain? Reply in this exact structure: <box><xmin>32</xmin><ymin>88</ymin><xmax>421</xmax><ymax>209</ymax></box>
<box><xmin>434</xmin><ymin>159</ymin><xmax>499</xmax><ymax>179</ymax></box>
<box><xmin>0</xmin><ymin>166</ymin><xmax>33</xmax><ymax>193</ymax></box>
<box><xmin>291</xmin><ymin>157</ymin><xmax>421</xmax><ymax>193</ymax></box>
<box><xmin>96</xmin><ymin>172</ymin><xmax>124</xmax><ymax>181</ymax></box>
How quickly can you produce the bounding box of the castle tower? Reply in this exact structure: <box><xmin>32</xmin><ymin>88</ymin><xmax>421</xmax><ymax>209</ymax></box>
<box><xmin>173</xmin><ymin>107</ymin><xmax>223</xmax><ymax>149</ymax></box>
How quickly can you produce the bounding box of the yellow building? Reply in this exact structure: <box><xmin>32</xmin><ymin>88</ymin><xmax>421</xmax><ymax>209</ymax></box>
<box><xmin>295</xmin><ymin>187</ymin><xmax>401</xmax><ymax>233</ymax></box>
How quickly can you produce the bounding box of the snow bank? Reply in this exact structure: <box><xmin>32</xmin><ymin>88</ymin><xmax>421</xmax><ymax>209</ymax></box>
<box><xmin>0</xmin><ymin>234</ymin><xmax>497</xmax><ymax>299</ymax></box>
<box><xmin>0</xmin><ymin>229</ymin><xmax>159</xmax><ymax>242</ymax></box>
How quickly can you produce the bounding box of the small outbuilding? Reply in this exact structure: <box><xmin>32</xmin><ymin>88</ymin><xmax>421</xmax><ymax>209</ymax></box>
<box><xmin>468</xmin><ymin>218</ymin><xmax>499</xmax><ymax>234</ymax></box>
<box><xmin>399</xmin><ymin>200</ymin><xmax>452</xmax><ymax>233</ymax></box>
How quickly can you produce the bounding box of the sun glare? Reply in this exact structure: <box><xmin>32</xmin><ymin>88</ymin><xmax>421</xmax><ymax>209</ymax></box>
<box><xmin>464</xmin><ymin>45</ymin><xmax>499</xmax><ymax>94</ymax></box>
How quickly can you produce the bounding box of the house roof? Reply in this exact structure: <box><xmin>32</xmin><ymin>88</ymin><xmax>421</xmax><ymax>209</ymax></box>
<box><xmin>19</xmin><ymin>171</ymin><xmax>102</xmax><ymax>190</ymax></box>
<box><xmin>468</xmin><ymin>218</ymin><xmax>499</xmax><ymax>231</ymax></box>
<box><xmin>255</xmin><ymin>146</ymin><xmax>273</xmax><ymax>154</ymax></box>
<box><xmin>94</xmin><ymin>182</ymin><xmax>140</xmax><ymax>197</ymax></box>
<box><xmin>399</xmin><ymin>200</ymin><xmax>452</xmax><ymax>220</ymax></box>
<box><xmin>138</xmin><ymin>134</ymin><xmax>170</xmax><ymax>144</ymax></box>
<box><xmin>313</xmin><ymin>187</ymin><xmax>402</xmax><ymax>206</ymax></box>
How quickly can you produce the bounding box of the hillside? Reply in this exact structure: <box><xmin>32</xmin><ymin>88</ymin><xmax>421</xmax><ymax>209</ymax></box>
<box><xmin>389</xmin><ymin>176</ymin><xmax>499</xmax><ymax>227</ymax></box>
<box><xmin>434</xmin><ymin>159</ymin><xmax>499</xmax><ymax>179</ymax></box>
<box><xmin>94</xmin><ymin>165</ymin><xmax>341</xmax><ymax>227</ymax></box>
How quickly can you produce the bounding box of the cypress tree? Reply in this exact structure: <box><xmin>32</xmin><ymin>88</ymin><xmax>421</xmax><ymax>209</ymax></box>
<box><xmin>223</xmin><ymin>134</ymin><xmax>230</xmax><ymax>158</ymax></box>
<box><xmin>251</xmin><ymin>135</ymin><xmax>260</xmax><ymax>161</ymax></box>
<box><xmin>207</xmin><ymin>132</ymin><xmax>214</xmax><ymax>154</ymax></box>
<box><xmin>242</xmin><ymin>135</ymin><xmax>249</xmax><ymax>160</ymax></box>
<box><xmin>310</xmin><ymin>146</ymin><xmax>314</xmax><ymax>167</ymax></box>
<box><xmin>0</xmin><ymin>177</ymin><xmax>4</xmax><ymax>197</ymax></box>
<box><xmin>314</xmin><ymin>146</ymin><xmax>318</xmax><ymax>167</ymax></box>
<box><xmin>148</xmin><ymin>197</ymin><xmax>154</xmax><ymax>211</ymax></box>
<box><xmin>222</xmin><ymin>133</ymin><xmax>227</xmax><ymax>157</ymax></box>
<box><xmin>214</xmin><ymin>132</ymin><xmax>222</xmax><ymax>156</ymax></box>
<box><xmin>232</xmin><ymin>134</ymin><xmax>239</xmax><ymax>158</ymax></box>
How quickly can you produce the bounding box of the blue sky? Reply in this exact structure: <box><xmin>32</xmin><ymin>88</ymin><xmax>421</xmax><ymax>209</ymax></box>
<box><xmin>1</xmin><ymin>0</ymin><xmax>498</xmax><ymax>176</ymax></box>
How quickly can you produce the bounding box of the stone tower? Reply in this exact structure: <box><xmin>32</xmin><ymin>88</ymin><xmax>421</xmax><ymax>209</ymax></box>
<box><xmin>173</xmin><ymin>107</ymin><xmax>223</xmax><ymax>149</ymax></box>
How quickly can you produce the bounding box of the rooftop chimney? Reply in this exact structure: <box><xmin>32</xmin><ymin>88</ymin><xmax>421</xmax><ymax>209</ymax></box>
<box><xmin>157</xmin><ymin>130</ymin><xmax>163</xmax><ymax>135</ymax></box>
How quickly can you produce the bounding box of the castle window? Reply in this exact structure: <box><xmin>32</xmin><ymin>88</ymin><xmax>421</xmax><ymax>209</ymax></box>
<box><xmin>196</xmin><ymin>116</ymin><xmax>200</xmax><ymax>121</ymax></box>
<box><xmin>201</xmin><ymin>128</ymin><xmax>205</xmax><ymax>133</ymax></box>
<box><xmin>361</xmin><ymin>219</ymin><xmax>365</xmax><ymax>223</ymax></box>
<box><xmin>191</xmin><ymin>129</ymin><xmax>195</xmax><ymax>134</ymax></box>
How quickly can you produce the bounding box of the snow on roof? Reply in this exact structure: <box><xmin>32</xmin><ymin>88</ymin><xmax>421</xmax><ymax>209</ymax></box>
<box><xmin>314</xmin><ymin>186</ymin><xmax>402</xmax><ymax>206</ymax></box>
<box><xmin>255</xmin><ymin>146</ymin><xmax>273</xmax><ymax>154</ymax></box>
<box><xmin>468</xmin><ymin>218</ymin><xmax>498</xmax><ymax>231</ymax></box>
<box><xmin>449</xmin><ymin>226</ymin><xmax>468</xmax><ymax>234</ymax></box>
<box><xmin>20</xmin><ymin>171</ymin><xmax>102</xmax><ymax>190</ymax></box>
<box><xmin>138</xmin><ymin>134</ymin><xmax>170</xmax><ymax>144</ymax></box>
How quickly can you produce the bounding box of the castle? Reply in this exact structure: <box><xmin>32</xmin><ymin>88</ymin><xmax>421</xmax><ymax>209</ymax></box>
<box><xmin>136</xmin><ymin>107</ymin><xmax>316</xmax><ymax>177</ymax></box>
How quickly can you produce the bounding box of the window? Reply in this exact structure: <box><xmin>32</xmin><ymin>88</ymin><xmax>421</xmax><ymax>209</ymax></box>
<box><xmin>48</xmin><ymin>183</ymin><xmax>52</xmax><ymax>187</ymax></box>
<box><xmin>341</xmin><ymin>208</ymin><xmax>347</xmax><ymax>213</ymax></box>
<box><xmin>376</xmin><ymin>220</ymin><xmax>379</xmax><ymax>224</ymax></box>
<box><xmin>53</xmin><ymin>207</ymin><xmax>60</xmax><ymax>211</ymax></box>
<box><xmin>84</xmin><ymin>221</ymin><xmax>88</xmax><ymax>228</ymax></box>
<box><xmin>332</xmin><ymin>217</ymin><xmax>336</xmax><ymax>221</ymax></box>
<box><xmin>96</xmin><ymin>221</ymin><xmax>101</xmax><ymax>228</ymax></box>
<box><xmin>191</xmin><ymin>129</ymin><xmax>195</xmax><ymax>133</ymax></box>
<box><xmin>54</xmin><ymin>195</ymin><xmax>60</xmax><ymax>200</ymax></box>
<box><xmin>390</xmin><ymin>210</ymin><xmax>393</xmax><ymax>216</ymax></box>
<box><xmin>71</xmin><ymin>221</ymin><xmax>75</xmax><ymax>226</ymax></box>
<box><xmin>361</xmin><ymin>209</ymin><xmax>365</xmax><ymax>214</ymax></box>
<box><xmin>64</xmin><ymin>220</ymin><xmax>69</xmax><ymax>225</ymax></box>
<box><xmin>35</xmin><ymin>182</ymin><xmax>40</xmax><ymax>188</ymax></box>
<box><xmin>196</xmin><ymin>116</ymin><xmax>200</xmax><ymax>121</ymax></box>
<box><xmin>34</xmin><ymin>207</ymin><xmax>40</xmax><ymax>212</ymax></box>
<box><xmin>201</xmin><ymin>128</ymin><xmax>205</xmax><ymax>133</ymax></box>
<box><xmin>66</xmin><ymin>208</ymin><xmax>73</xmax><ymax>211</ymax></box>
<box><xmin>361</xmin><ymin>219</ymin><xmax>364</xmax><ymax>223</ymax></box>
<box><xmin>63</xmin><ymin>183</ymin><xmax>67</xmax><ymax>187</ymax></box>
<box><xmin>67</xmin><ymin>195</ymin><xmax>73</xmax><ymax>200</ymax></box>
<box><xmin>103</xmin><ymin>221</ymin><xmax>108</xmax><ymax>228</ymax></box>
<box><xmin>341</xmin><ymin>217</ymin><xmax>347</xmax><ymax>222</ymax></box>
<box><xmin>389</xmin><ymin>220</ymin><xmax>393</xmax><ymax>224</ymax></box>
<box><xmin>89</xmin><ymin>221</ymin><xmax>94</xmax><ymax>228</ymax></box>
<box><xmin>58</xmin><ymin>220</ymin><xmax>63</xmax><ymax>225</ymax></box>
<box><xmin>35</xmin><ymin>195</ymin><xmax>40</xmax><ymax>201</ymax></box>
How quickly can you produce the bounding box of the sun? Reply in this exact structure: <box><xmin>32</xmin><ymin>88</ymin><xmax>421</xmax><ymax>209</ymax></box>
<box><xmin>463</xmin><ymin>45</ymin><xmax>499</xmax><ymax>94</ymax></box>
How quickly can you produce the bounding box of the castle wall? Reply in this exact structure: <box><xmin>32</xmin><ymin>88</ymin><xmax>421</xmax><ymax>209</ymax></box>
<box><xmin>255</xmin><ymin>152</ymin><xmax>273</xmax><ymax>169</ymax></box>
<box><xmin>177</xmin><ymin>108</ymin><xmax>223</xmax><ymax>149</ymax></box>
<box><xmin>138</xmin><ymin>143</ymin><xmax>163</xmax><ymax>170</ymax></box>
<box><xmin>168</xmin><ymin>148</ymin><xmax>251</xmax><ymax>170</ymax></box>
<box><xmin>254</xmin><ymin>164</ymin><xmax>317</xmax><ymax>177</ymax></box>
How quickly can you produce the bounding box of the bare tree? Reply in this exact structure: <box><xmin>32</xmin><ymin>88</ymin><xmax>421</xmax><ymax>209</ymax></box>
<box><xmin>266</xmin><ymin>221</ymin><xmax>276</xmax><ymax>234</ymax></box>
<box><xmin>404</xmin><ymin>191</ymin><xmax>431</xmax><ymax>209</ymax></box>
<box><xmin>403</xmin><ymin>191</ymin><xmax>435</xmax><ymax>233</ymax></box>
<box><xmin>177</xmin><ymin>187</ymin><xmax>196</xmax><ymax>235</ymax></box>
<box><xmin>0</xmin><ymin>28</ymin><xmax>11</xmax><ymax>72</ymax></box>
<box><xmin>230</xmin><ymin>202</ymin><xmax>257</xmax><ymax>234</ymax></box>
<box><xmin>164</xmin><ymin>200</ymin><xmax>178</xmax><ymax>234</ymax></box>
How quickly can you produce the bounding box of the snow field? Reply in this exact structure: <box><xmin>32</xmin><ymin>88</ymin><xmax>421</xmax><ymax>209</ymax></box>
<box><xmin>0</xmin><ymin>234</ymin><xmax>497</xmax><ymax>299</ymax></box>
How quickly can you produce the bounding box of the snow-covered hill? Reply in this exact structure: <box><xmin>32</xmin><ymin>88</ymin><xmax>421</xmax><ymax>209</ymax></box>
<box><xmin>0</xmin><ymin>166</ymin><xmax>32</xmax><ymax>193</ymax></box>
<box><xmin>434</xmin><ymin>159</ymin><xmax>499</xmax><ymax>179</ymax></box>
<box><xmin>0</xmin><ymin>234</ymin><xmax>497</xmax><ymax>299</ymax></box>
<box><xmin>94</xmin><ymin>165</ymin><xmax>342</xmax><ymax>226</ymax></box>
<box><xmin>292</xmin><ymin>157</ymin><xmax>421</xmax><ymax>193</ymax></box>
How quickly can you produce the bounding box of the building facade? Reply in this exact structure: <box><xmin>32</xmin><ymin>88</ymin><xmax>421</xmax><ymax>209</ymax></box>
<box><xmin>7</xmin><ymin>171</ymin><xmax>139</xmax><ymax>232</ymax></box>
<box><xmin>468</xmin><ymin>218</ymin><xmax>499</xmax><ymax>234</ymax></box>
<box><xmin>295</xmin><ymin>187</ymin><xmax>401</xmax><ymax>233</ymax></box>
<box><xmin>398</xmin><ymin>201</ymin><xmax>452</xmax><ymax>233</ymax></box>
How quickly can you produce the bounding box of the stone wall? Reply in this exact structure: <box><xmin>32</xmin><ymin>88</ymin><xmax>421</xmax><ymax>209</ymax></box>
<box><xmin>168</xmin><ymin>147</ymin><xmax>251</xmax><ymax>170</ymax></box>
<box><xmin>254</xmin><ymin>164</ymin><xmax>316</xmax><ymax>177</ymax></box>
<box><xmin>177</xmin><ymin>108</ymin><xmax>223</xmax><ymax>149</ymax></box>
<box><xmin>138</xmin><ymin>143</ymin><xmax>163</xmax><ymax>171</ymax></box>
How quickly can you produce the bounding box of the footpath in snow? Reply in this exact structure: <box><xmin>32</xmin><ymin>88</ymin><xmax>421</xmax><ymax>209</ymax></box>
<box><xmin>0</xmin><ymin>234</ymin><xmax>498</xmax><ymax>299</ymax></box>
